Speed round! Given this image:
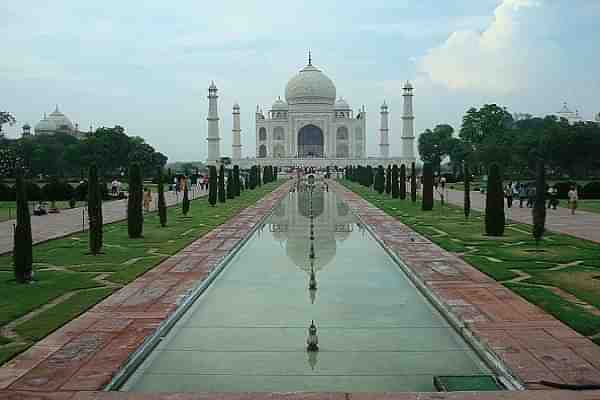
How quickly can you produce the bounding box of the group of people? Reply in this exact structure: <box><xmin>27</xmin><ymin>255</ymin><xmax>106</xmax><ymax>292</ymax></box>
<box><xmin>504</xmin><ymin>182</ymin><xmax>579</xmax><ymax>215</ymax></box>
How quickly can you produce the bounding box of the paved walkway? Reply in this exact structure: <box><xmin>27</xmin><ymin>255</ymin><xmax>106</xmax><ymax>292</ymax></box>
<box><xmin>0</xmin><ymin>187</ymin><xmax>207</xmax><ymax>255</ymax></box>
<box><xmin>443</xmin><ymin>189</ymin><xmax>600</xmax><ymax>244</ymax></box>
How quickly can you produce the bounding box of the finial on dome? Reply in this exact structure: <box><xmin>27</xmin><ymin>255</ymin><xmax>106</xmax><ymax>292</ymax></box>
<box><xmin>308</xmin><ymin>50</ymin><xmax>312</xmax><ymax>65</ymax></box>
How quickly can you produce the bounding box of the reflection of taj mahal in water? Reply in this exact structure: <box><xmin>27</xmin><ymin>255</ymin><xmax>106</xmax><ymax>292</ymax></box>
<box><xmin>206</xmin><ymin>53</ymin><xmax>416</xmax><ymax>168</ymax></box>
<box><xmin>268</xmin><ymin>182</ymin><xmax>357</xmax><ymax>272</ymax></box>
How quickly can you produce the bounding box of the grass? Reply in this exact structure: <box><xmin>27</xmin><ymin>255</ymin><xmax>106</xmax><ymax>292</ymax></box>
<box><xmin>0</xmin><ymin>181</ymin><xmax>282</xmax><ymax>366</ymax></box>
<box><xmin>0</xmin><ymin>201</ymin><xmax>87</xmax><ymax>222</ymax></box>
<box><xmin>577</xmin><ymin>200</ymin><xmax>600</xmax><ymax>214</ymax></box>
<box><xmin>343</xmin><ymin>180</ymin><xmax>600</xmax><ymax>345</ymax></box>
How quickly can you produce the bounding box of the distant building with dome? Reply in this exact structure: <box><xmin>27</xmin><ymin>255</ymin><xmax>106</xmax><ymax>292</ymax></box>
<box><xmin>27</xmin><ymin>106</ymin><xmax>89</xmax><ymax>139</ymax></box>
<box><xmin>205</xmin><ymin>54</ymin><xmax>416</xmax><ymax>168</ymax></box>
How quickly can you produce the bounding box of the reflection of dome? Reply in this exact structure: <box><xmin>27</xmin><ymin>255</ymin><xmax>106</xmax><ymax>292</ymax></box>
<box><xmin>285</xmin><ymin>62</ymin><xmax>336</xmax><ymax>106</ymax></box>
<box><xmin>298</xmin><ymin>190</ymin><xmax>324</xmax><ymax>218</ymax></box>
<box><xmin>271</xmin><ymin>97</ymin><xmax>288</xmax><ymax>110</ymax></box>
<box><xmin>47</xmin><ymin>105</ymin><xmax>74</xmax><ymax>132</ymax></box>
<box><xmin>334</xmin><ymin>98</ymin><xmax>350</xmax><ymax>110</ymax></box>
<box><xmin>286</xmin><ymin>233</ymin><xmax>336</xmax><ymax>271</ymax></box>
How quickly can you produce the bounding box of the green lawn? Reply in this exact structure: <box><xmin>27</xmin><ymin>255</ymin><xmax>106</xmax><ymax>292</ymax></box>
<box><xmin>0</xmin><ymin>181</ymin><xmax>282</xmax><ymax>365</ymax></box>
<box><xmin>0</xmin><ymin>201</ymin><xmax>87</xmax><ymax>222</ymax></box>
<box><xmin>577</xmin><ymin>200</ymin><xmax>600</xmax><ymax>214</ymax></box>
<box><xmin>342</xmin><ymin>180</ymin><xmax>600</xmax><ymax>344</ymax></box>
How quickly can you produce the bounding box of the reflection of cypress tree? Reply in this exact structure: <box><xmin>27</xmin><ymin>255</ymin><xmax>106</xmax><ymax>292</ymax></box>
<box><xmin>422</xmin><ymin>163</ymin><xmax>434</xmax><ymax>211</ymax></box>
<box><xmin>463</xmin><ymin>160</ymin><xmax>471</xmax><ymax>219</ymax></box>
<box><xmin>375</xmin><ymin>166</ymin><xmax>385</xmax><ymax>194</ymax></box>
<box><xmin>410</xmin><ymin>162</ymin><xmax>417</xmax><ymax>203</ymax></box>
<box><xmin>533</xmin><ymin>157</ymin><xmax>546</xmax><ymax>244</ymax></box>
<box><xmin>127</xmin><ymin>163</ymin><xmax>143</xmax><ymax>238</ymax></box>
<box><xmin>218</xmin><ymin>165</ymin><xmax>226</xmax><ymax>203</ymax></box>
<box><xmin>391</xmin><ymin>165</ymin><xmax>399</xmax><ymax>198</ymax></box>
<box><xmin>13</xmin><ymin>169</ymin><xmax>33</xmax><ymax>283</ymax></box>
<box><xmin>485</xmin><ymin>163</ymin><xmax>505</xmax><ymax>236</ymax></box>
<box><xmin>385</xmin><ymin>165</ymin><xmax>392</xmax><ymax>195</ymax></box>
<box><xmin>157</xmin><ymin>168</ymin><xmax>167</xmax><ymax>226</ymax></box>
<box><xmin>227</xmin><ymin>169</ymin><xmax>235</xmax><ymax>199</ymax></box>
<box><xmin>208</xmin><ymin>166</ymin><xmax>217</xmax><ymax>206</ymax></box>
<box><xmin>399</xmin><ymin>164</ymin><xmax>406</xmax><ymax>199</ymax></box>
<box><xmin>88</xmin><ymin>163</ymin><xmax>103</xmax><ymax>254</ymax></box>
<box><xmin>233</xmin><ymin>165</ymin><xmax>241</xmax><ymax>196</ymax></box>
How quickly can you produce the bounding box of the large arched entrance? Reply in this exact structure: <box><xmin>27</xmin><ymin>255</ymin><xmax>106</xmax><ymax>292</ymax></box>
<box><xmin>297</xmin><ymin>124</ymin><xmax>324</xmax><ymax>158</ymax></box>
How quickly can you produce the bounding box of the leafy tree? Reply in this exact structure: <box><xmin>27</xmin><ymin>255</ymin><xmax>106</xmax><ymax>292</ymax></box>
<box><xmin>485</xmin><ymin>163</ymin><xmax>505</xmax><ymax>236</ymax></box>
<box><xmin>410</xmin><ymin>162</ymin><xmax>417</xmax><ymax>202</ymax></box>
<box><xmin>422</xmin><ymin>163</ymin><xmax>434</xmax><ymax>211</ymax></box>
<box><xmin>374</xmin><ymin>166</ymin><xmax>385</xmax><ymax>194</ymax></box>
<box><xmin>127</xmin><ymin>163</ymin><xmax>143</xmax><ymax>238</ymax></box>
<box><xmin>391</xmin><ymin>165</ymin><xmax>399</xmax><ymax>199</ymax></box>
<box><xmin>464</xmin><ymin>160</ymin><xmax>471</xmax><ymax>219</ymax></box>
<box><xmin>418</xmin><ymin>124</ymin><xmax>454</xmax><ymax>176</ymax></box>
<box><xmin>218</xmin><ymin>165</ymin><xmax>226</xmax><ymax>203</ymax></box>
<box><xmin>227</xmin><ymin>169</ymin><xmax>235</xmax><ymax>199</ymax></box>
<box><xmin>0</xmin><ymin>111</ymin><xmax>16</xmax><ymax>137</ymax></box>
<box><xmin>157</xmin><ymin>168</ymin><xmax>167</xmax><ymax>227</ymax></box>
<box><xmin>399</xmin><ymin>164</ymin><xmax>406</xmax><ymax>199</ymax></box>
<box><xmin>88</xmin><ymin>164</ymin><xmax>103</xmax><ymax>254</ymax></box>
<box><xmin>13</xmin><ymin>169</ymin><xmax>32</xmax><ymax>283</ymax></box>
<box><xmin>533</xmin><ymin>157</ymin><xmax>546</xmax><ymax>244</ymax></box>
<box><xmin>208</xmin><ymin>165</ymin><xmax>217</xmax><ymax>206</ymax></box>
<box><xmin>182</xmin><ymin>181</ymin><xmax>190</xmax><ymax>216</ymax></box>
<box><xmin>233</xmin><ymin>165</ymin><xmax>241</xmax><ymax>197</ymax></box>
<box><xmin>385</xmin><ymin>165</ymin><xmax>392</xmax><ymax>195</ymax></box>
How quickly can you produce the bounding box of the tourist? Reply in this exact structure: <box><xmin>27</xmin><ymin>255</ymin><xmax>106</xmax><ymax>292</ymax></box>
<box><xmin>111</xmin><ymin>179</ymin><xmax>118</xmax><ymax>196</ymax></box>
<box><xmin>547</xmin><ymin>186</ymin><xmax>558</xmax><ymax>210</ymax></box>
<box><xmin>504</xmin><ymin>184</ymin><xmax>513</xmax><ymax>209</ymax></box>
<box><xmin>568</xmin><ymin>186</ymin><xmax>578</xmax><ymax>215</ymax></box>
<box><xmin>527</xmin><ymin>185</ymin><xmax>536</xmax><ymax>208</ymax></box>
<box><xmin>143</xmin><ymin>188</ymin><xmax>152</xmax><ymax>212</ymax></box>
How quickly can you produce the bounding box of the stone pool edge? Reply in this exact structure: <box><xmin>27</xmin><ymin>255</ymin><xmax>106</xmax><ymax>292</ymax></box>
<box><xmin>332</xmin><ymin>180</ymin><xmax>600</xmax><ymax>390</ymax></box>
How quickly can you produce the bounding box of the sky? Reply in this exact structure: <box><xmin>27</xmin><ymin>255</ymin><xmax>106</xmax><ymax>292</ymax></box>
<box><xmin>1</xmin><ymin>0</ymin><xmax>599</xmax><ymax>162</ymax></box>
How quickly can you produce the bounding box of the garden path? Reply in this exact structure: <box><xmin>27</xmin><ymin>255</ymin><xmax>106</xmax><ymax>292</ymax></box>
<box><xmin>0</xmin><ymin>188</ymin><xmax>206</xmax><ymax>255</ymax></box>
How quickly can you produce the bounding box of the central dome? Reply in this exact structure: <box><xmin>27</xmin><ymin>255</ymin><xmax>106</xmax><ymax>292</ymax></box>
<box><xmin>285</xmin><ymin>63</ymin><xmax>336</xmax><ymax>106</ymax></box>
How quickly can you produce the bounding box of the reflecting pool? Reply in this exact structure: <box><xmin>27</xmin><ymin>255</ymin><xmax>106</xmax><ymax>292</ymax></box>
<box><xmin>122</xmin><ymin>182</ymin><xmax>490</xmax><ymax>392</ymax></box>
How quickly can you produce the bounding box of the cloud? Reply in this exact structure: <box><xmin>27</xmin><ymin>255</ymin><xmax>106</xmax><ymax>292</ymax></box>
<box><xmin>418</xmin><ymin>0</ymin><xmax>550</xmax><ymax>93</ymax></box>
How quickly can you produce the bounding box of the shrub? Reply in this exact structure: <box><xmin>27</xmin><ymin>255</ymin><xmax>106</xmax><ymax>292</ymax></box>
<box><xmin>43</xmin><ymin>178</ymin><xmax>74</xmax><ymax>202</ymax></box>
<box><xmin>233</xmin><ymin>165</ymin><xmax>241</xmax><ymax>197</ymax></box>
<box><xmin>88</xmin><ymin>164</ymin><xmax>103</xmax><ymax>254</ymax></box>
<box><xmin>553</xmin><ymin>181</ymin><xmax>582</xmax><ymax>199</ymax></box>
<box><xmin>533</xmin><ymin>158</ymin><xmax>546</xmax><ymax>244</ymax></box>
<box><xmin>218</xmin><ymin>165</ymin><xmax>226</xmax><ymax>203</ymax></box>
<box><xmin>13</xmin><ymin>170</ymin><xmax>32</xmax><ymax>283</ymax></box>
<box><xmin>399</xmin><ymin>164</ymin><xmax>406</xmax><ymax>200</ymax></box>
<box><xmin>385</xmin><ymin>165</ymin><xmax>392</xmax><ymax>195</ymax></box>
<box><xmin>582</xmin><ymin>181</ymin><xmax>600</xmax><ymax>200</ymax></box>
<box><xmin>26</xmin><ymin>182</ymin><xmax>42</xmax><ymax>202</ymax></box>
<box><xmin>227</xmin><ymin>169</ymin><xmax>235</xmax><ymax>199</ymax></box>
<box><xmin>391</xmin><ymin>165</ymin><xmax>399</xmax><ymax>199</ymax></box>
<box><xmin>485</xmin><ymin>163</ymin><xmax>505</xmax><ymax>236</ymax></box>
<box><xmin>464</xmin><ymin>160</ymin><xmax>471</xmax><ymax>219</ymax></box>
<box><xmin>208</xmin><ymin>165</ymin><xmax>217</xmax><ymax>206</ymax></box>
<box><xmin>422</xmin><ymin>163</ymin><xmax>434</xmax><ymax>211</ymax></box>
<box><xmin>0</xmin><ymin>182</ymin><xmax>15</xmax><ymax>201</ymax></box>
<box><xmin>182</xmin><ymin>183</ymin><xmax>190</xmax><ymax>216</ymax></box>
<box><xmin>127</xmin><ymin>163</ymin><xmax>143</xmax><ymax>238</ymax></box>
<box><xmin>410</xmin><ymin>162</ymin><xmax>417</xmax><ymax>203</ymax></box>
<box><xmin>74</xmin><ymin>181</ymin><xmax>88</xmax><ymax>201</ymax></box>
<box><xmin>157</xmin><ymin>169</ymin><xmax>167</xmax><ymax>227</ymax></box>
<box><xmin>374</xmin><ymin>166</ymin><xmax>385</xmax><ymax>194</ymax></box>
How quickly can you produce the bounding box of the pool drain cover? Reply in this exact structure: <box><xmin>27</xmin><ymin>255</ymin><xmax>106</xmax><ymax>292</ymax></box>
<box><xmin>434</xmin><ymin>375</ymin><xmax>503</xmax><ymax>392</ymax></box>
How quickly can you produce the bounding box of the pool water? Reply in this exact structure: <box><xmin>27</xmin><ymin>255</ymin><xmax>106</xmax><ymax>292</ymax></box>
<box><xmin>122</xmin><ymin>186</ymin><xmax>490</xmax><ymax>392</ymax></box>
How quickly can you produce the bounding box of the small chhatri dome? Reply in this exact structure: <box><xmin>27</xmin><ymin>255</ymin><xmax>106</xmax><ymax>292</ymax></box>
<box><xmin>403</xmin><ymin>81</ymin><xmax>413</xmax><ymax>90</ymax></box>
<box><xmin>209</xmin><ymin>80</ymin><xmax>217</xmax><ymax>90</ymax></box>
<box><xmin>334</xmin><ymin>97</ymin><xmax>350</xmax><ymax>110</ymax></box>
<box><xmin>381</xmin><ymin>100</ymin><xmax>388</xmax><ymax>110</ymax></box>
<box><xmin>233</xmin><ymin>102</ymin><xmax>240</xmax><ymax>109</ymax></box>
<box><xmin>285</xmin><ymin>55</ymin><xmax>336</xmax><ymax>106</ymax></box>
<box><xmin>272</xmin><ymin>96</ymin><xmax>289</xmax><ymax>110</ymax></box>
<box><xmin>22</xmin><ymin>123</ymin><xmax>31</xmax><ymax>129</ymax></box>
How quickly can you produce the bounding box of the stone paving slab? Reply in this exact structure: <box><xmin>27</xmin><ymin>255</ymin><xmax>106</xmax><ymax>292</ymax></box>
<box><xmin>0</xmin><ymin>189</ymin><xmax>206</xmax><ymax>255</ymax></box>
<box><xmin>444</xmin><ymin>189</ymin><xmax>600</xmax><ymax>244</ymax></box>
<box><xmin>332</xmin><ymin>182</ymin><xmax>600</xmax><ymax>389</ymax></box>
<box><xmin>0</xmin><ymin>183</ymin><xmax>290</xmax><ymax>395</ymax></box>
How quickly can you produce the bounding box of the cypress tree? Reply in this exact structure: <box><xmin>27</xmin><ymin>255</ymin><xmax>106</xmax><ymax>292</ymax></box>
<box><xmin>233</xmin><ymin>165</ymin><xmax>241</xmax><ymax>196</ymax></box>
<box><xmin>391</xmin><ymin>165</ymin><xmax>399</xmax><ymax>198</ymax></box>
<box><xmin>182</xmin><ymin>181</ymin><xmax>190</xmax><ymax>215</ymax></box>
<box><xmin>464</xmin><ymin>160</ymin><xmax>471</xmax><ymax>219</ymax></box>
<box><xmin>263</xmin><ymin>166</ymin><xmax>269</xmax><ymax>183</ymax></box>
<box><xmin>385</xmin><ymin>165</ymin><xmax>392</xmax><ymax>195</ymax></box>
<box><xmin>399</xmin><ymin>164</ymin><xmax>406</xmax><ymax>200</ymax></box>
<box><xmin>13</xmin><ymin>169</ymin><xmax>33</xmax><ymax>283</ymax></box>
<box><xmin>88</xmin><ymin>163</ymin><xmax>103</xmax><ymax>254</ymax></box>
<box><xmin>127</xmin><ymin>162</ymin><xmax>143</xmax><ymax>238</ymax></box>
<box><xmin>366</xmin><ymin>166</ymin><xmax>373</xmax><ymax>188</ymax></box>
<box><xmin>410</xmin><ymin>162</ymin><xmax>417</xmax><ymax>203</ymax></box>
<box><xmin>485</xmin><ymin>163</ymin><xmax>505</xmax><ymax>236</ymax></box>
<box><xmin>257</xmin><ymin>165</ymin><xmax>262</xmax><ymax>187</ymax></box>
<box><xmin>208</xmin><ymin>165</ymin><xmax>217</xmax><ymax>206</ymax></box>
<box><xmin>218</xmin><ymin>165</ymin><xmax>226</xmax><ymax>203</ymax></box>
<box><xmin>227</xmin><ymin>169</ymin><xmax>235</xmax><ymax>199</ymax></box>
<box><xmin>274</xmin><ymin>166</ymin><xmax>278</xmax><ymax>180</ymax></box>
<box><xmin>422</xmin><ymin>163</ymin><xmax>434</xmax><ymax>211</ymax></box>
<box><xmin>375</xmin><ymin>166</ymin><xmax>385</xmax><ymax>194</ymax></box>
<box><xmin>157</xmin><ymin>168</ymin><xmax>167</xmax><ymax>227</ymax></box>
<box><xmin>533</xmin><ymin>157</ymin><xmax>546</xmax><ymax>244</ymax></box>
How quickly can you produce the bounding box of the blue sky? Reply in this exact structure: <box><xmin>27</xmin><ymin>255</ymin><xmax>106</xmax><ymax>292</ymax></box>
<box><xmin>2</xmin><ymin>0</ymin><xmax>599</xmax><ymax>161</ymax></box>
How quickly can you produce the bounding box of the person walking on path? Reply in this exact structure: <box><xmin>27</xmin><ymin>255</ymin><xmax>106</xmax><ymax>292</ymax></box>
<box><xmin>143</xmin><ymin>188</ymin><xmax>152</xmax><ymax>212</ymax></box>
<box><xmin>504</xmin><ymin>183</ymin><xmax>514</xmax><ymax>209</ymax></box>
<box><xmin>568</xmin><ymin>186</ymin><xmax>579</xmax><ymax>215</ymax></box>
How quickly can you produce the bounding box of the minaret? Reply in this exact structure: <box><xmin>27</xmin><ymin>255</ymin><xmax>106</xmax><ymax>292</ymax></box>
<box><xmin>206</xmin><ymin>81</ymin><xmax>220</xmax><ymax>165</ymax></box>
<box><xmin>232</xmin><ymin>103</ymin><xmax>242</xmax><ymax>160</ymax></box>
<box><xmin>379</xmin><ymin>101</ymin><xmax>389</xmax><ymax>158</ymax></box>
<box><xmin>401</xmin><ymin>81</ymin><xmax>415</xmax><ymax>160</ymax></box>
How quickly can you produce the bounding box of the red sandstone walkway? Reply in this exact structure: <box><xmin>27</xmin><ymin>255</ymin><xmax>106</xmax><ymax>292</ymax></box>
<box><xmin>444</xmin><ymin>189</ymin><xmax>600</xmax><ymax>244</ymax></box>
<box><xmin>332</xmin><ymin>182</ymin><xmax>600</xmax><ymax>391</ymax></box>
<box><xmin>0</xmin><ymin>188</ymin><xmax>206</xmax><ymax>255</ymax></box>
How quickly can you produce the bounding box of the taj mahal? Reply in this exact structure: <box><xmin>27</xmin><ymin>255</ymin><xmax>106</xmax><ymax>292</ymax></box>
<box><xmin>206</xmin><ymin>54</ymin><xmax>416</xmax><ymax>168</ymax></box>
